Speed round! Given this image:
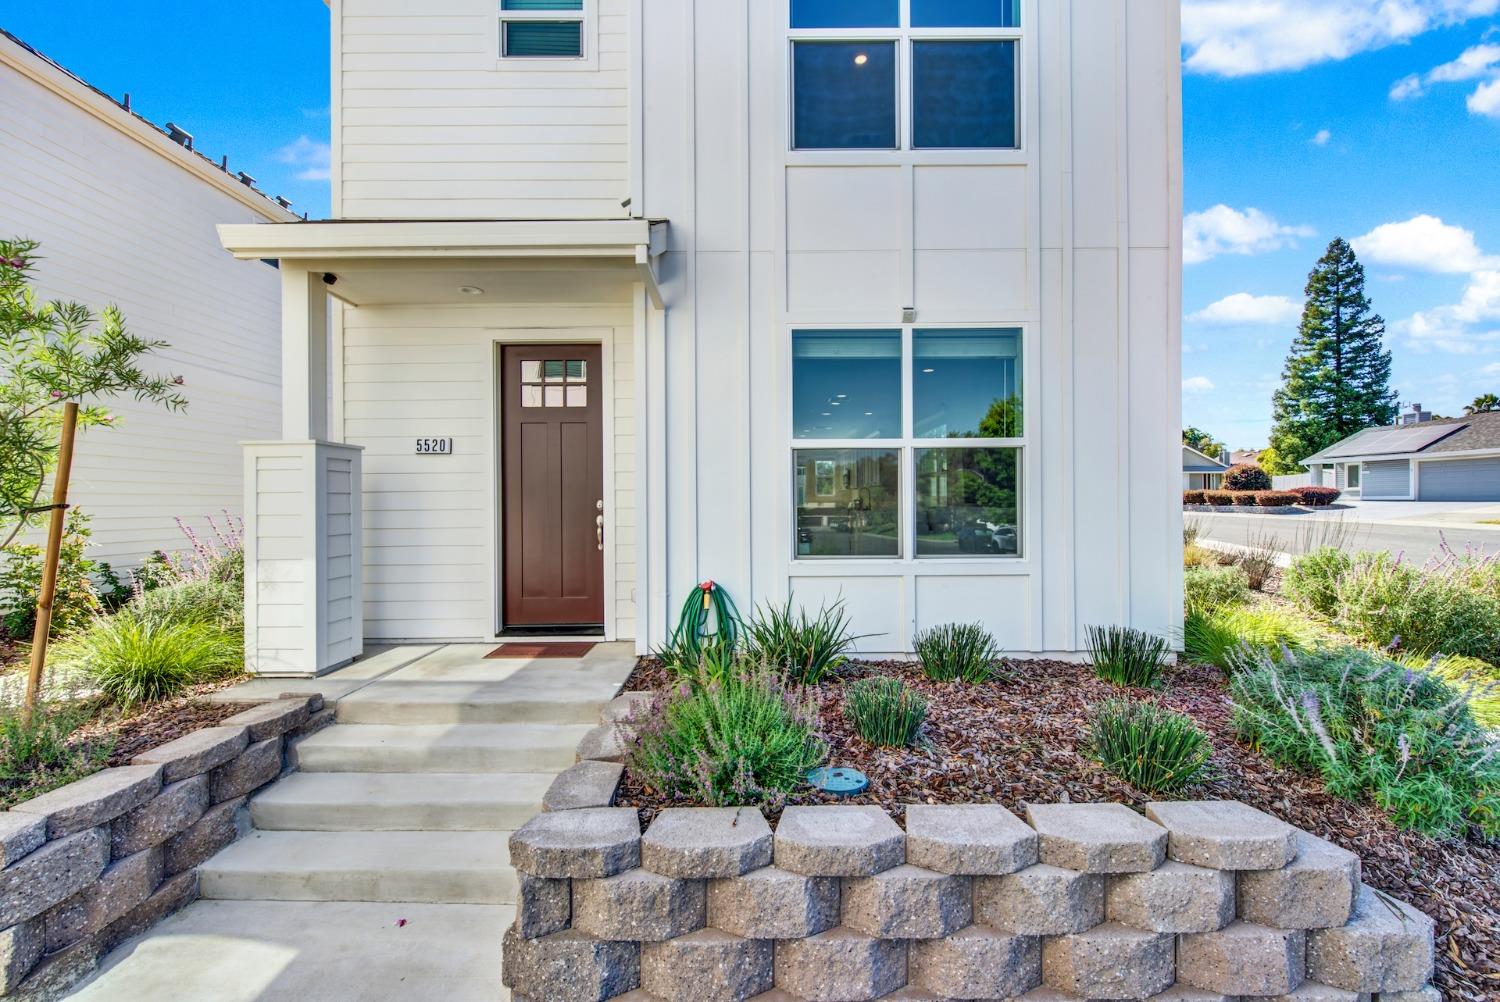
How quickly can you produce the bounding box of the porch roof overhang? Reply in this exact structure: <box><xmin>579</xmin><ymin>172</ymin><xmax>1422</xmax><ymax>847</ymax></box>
<box><xmin>216</xmin><ymin>218</ymin><xmax>668</xmax><ymax>308</ymax></box>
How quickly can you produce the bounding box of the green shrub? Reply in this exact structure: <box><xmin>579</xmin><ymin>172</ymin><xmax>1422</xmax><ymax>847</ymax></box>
<box><xmin>1283</xmin><ymin>547</ymin><xmax>1353</xmax><ymax>617</ymax></box>
<box><xmin>0</xmin><ymin>508</ymin><xmax>101</xmax><ymax>639</ymax></box>
<box><xmin>1183</xmin><ymin>605</ymin><xmax>1316</xmax><ymax>671</ymax></box>
<box><xmin>1223</xmin><ymin>464</ymin><xmax>1271</xmax><ymax>491</ymax></box>
<box><xmin>1085</xmin><ymin>698</ymin><xmax>1213</xmax><ymax>794</ymax></box>
<box><xmin>1230</xmin><ymin>646</ymin><xmax>1500</xmax><ymax>838</ymax></box>
<box><xmin>1184</xmin><ymin>564</ymin><xmax>1250</xmax><ymax>615</ymax></box>
<box><xmin>844</xmin><ymin>676</ymin><xmax>928</xmax><ymax>747</ymax></box>
<box><xmin>1086</xmin><ymin>625</ymin><xmax>1170</xmax><ymax>689</ymax></box>
<box><xmin>52</xmin><ymin>609</ymin><xmax>242</xmax><ymax>706</ymax></box>
<box><xmin>1396</xmin><ymin>653</ymin><xmax>1500</xmax><ymax>731</ymax></box>
<box><xmin>131</xmin><ymin>579</ymin><xmax>244</xmax><ymax>634</ymax></box>
<box><xmin>0</xmin><ymin>698</ymin><xmax>102</xmax><ymax>783</ymax></box>
<box><xmin>914</xmin><ymin>623</ymin><xmax>1002</xmax><ymax>683</ymax></box>
<box><xmin>743</xmin><ymin>597</ymin><xmax>862</xmax><ymax>685</ymax></box>
<box><xmin>1327</xmin><ymin>550</ymin><xmax>1500</xmax><ymax>664</ymax></box>
<box><xmin>624</xmin><ymin>662</ymin><xmax>827</xmax><ymax>807</ymax></box>
<box><xmin>655</xmin><ymin>633</ymin><xmax>739</xmax><ymax>681</ymax></box>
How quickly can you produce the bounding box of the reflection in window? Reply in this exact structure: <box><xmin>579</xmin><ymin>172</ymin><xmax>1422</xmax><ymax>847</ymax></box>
<box><xmin>791</xmin><ymin>0</ymin><xmax>899</xmax><ymax>28</ymax></box>
<box><xmin>520</xmin><ymin>359</ymin><xmax>588</xmax><ymax>408</ymax></box>
<box><xmin>793</xmin><ymin>330</ymin><xmax>902</xmax><ymax>439</ymax></box>
<box><xmin>503</xmin><ymin>20</ymin><xmax>584</xmax><ymax>57</ymax></box>
<box><xmin>795</xmin><ymin>449</ymin><xmax>900</xmax><ymax>557</ymax></box>
<box><xmin>915</xmin><ymin>448</ymin><xmax>1019</xmax><ymax>556</ymax></box>
<box><xmin>913</xmin><ymin>329</ymin><xmax>1022</xmax><ymax>438</ymax></box>
<box><xmin>912</xmin><ymin>40</ymin><xmax>1017</xmax><ymax>149</ymax></box>
<box><xmin>793</xmin><ymin>42</ymin><xmax>898</xmax><ymax>150</ymax></box>
<box><xmin>910</xmin><ymin>0</ymin><xmax>1020</xmax><ymax>27</ymax></box>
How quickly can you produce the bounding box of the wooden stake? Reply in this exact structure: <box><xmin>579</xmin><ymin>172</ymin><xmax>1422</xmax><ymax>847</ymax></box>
<box><xmin>23</xmin><ymin>402</ymin><xmax>80</xmax><ymax>722</ymax></box>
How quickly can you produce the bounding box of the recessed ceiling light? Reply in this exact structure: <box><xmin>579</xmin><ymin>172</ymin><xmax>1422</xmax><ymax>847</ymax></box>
<box><xmin>837</xmin><ymin>393</ymin><xmax>848</xmax><ymax>398</ymax></box>
<box><xmin>458</xmin><ymin>286</ymin><xmax>484</xmax><ymax>296</ymax></box>
<box><xmin>922</xmin><ymin>368</ymin><xmax>935</xmax><ymax>374</ymax></box>
<box><xmin>864</xmin><ymin>411</ymin><xmax>874</xmax><ymax>417</ymax></box>
<box><xmin>854</xmin><ymin>53</ymin><xmax>868</xmax><ymax>65</ymax></box>
<box><xmin>822</xmin><ymin>412</ymin><xmax>832</xmax><ymax>417</ymax></box>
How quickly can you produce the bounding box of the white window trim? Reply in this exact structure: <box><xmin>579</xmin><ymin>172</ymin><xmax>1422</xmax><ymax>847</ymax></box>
<box><xmin>789</xmin><ymin>323</ymin><xmax>1029</xmax><ymax>565</ymax></box>
<box><xmin>494</xmin><ymin>0</ymin><xmax>599</xmax><ymax>71</ymax></box>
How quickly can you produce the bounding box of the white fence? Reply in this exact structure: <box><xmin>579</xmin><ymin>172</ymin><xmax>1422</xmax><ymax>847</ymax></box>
<box><xmin>1273</xmin><ymin>473</ymin><xmax>1312</xmax><ymax>490</ymax></box>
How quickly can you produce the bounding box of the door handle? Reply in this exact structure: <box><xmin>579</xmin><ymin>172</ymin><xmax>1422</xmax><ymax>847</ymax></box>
<box><xmin>595</xmin><ymin>499</ymin><xmax>604</xmax><ymax>550</ymax></box>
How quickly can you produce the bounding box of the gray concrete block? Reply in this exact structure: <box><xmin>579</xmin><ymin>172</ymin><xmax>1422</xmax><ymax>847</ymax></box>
<box><xmin>1145</xmin><ymin>800</ymin><xmax>1298</xmax><ymax>871</ymax></box>
<box><xmin>43</xmin><ymin>846</ymin><xmax>162</xmax><ymax>952</ymax></box>
<box><xmin>707</xmin><ymin>865</ymin><xmax>838</xmax><ymax>939</ymax></box>
<box><xmin>641</xmin><ymin>928</ymin><xmax>772</xmax><ymax>1002</ymax></box>
<box><xmin>510</xmin><ymin>807</ymin><xmax>642</xmax><ymax>879</ymax></box>
<box><xmin>974</xmin><ymin>863</ymin><xmax>1104</xmax><ymax>935</ymax></box>
<box><xmin>12</xmin><ymin>766</ymin><xmax>162</xmax><ymax>838</ymax></box>
<box><xmin>573</xmin><ymin>869</ymin><xmax>706</xmax><ymax>942</ymax></box>
<box><xmin>516</xmin><ymin>874</ymin><xmax>571</xmax><ymax>940</ymax></box>
<box><xmin>904</xmin><ymin>803</ymin><xmax>1038</xmax><ymax>875</ymax></box>
<box><xmin>841</xmin><ymin>864</ymin><xmax>970</xmax><ymax>938</ymax></box>
<box><xmin>773</xmin><ymin>926</ymin><xmax>906</xmax><ymax>1002</ymax></box>
<box><xmin>1040</xmin><ymin>921</ymin><xmax>1175</xmax><ymax>999</ymax></box>
<box><xmin>773</xmin><ymin>806</ymin><xmax>904</xmax><ymax>877</ymax></box>
<box><xmin>110</xmin><ymin>774</ymin><xmax>209</xmax><ymax>858</ymax></box>
<box><xmin>0</xmin><ymin>813</ymin><xmax>47</xmax><ymax>868</ymax></box>
<box><xmin>162</xmin><ymin>796</ymin><xmax>244</xmax><ymax>876</ymax></box>
<box><xmin>219</xmin><ymin>698</ymin><xmax>313</xmax><ymax>741</ymax></box>
<box><xmin>1240</xmin><ymin>831</ymin><xmax>1361</xmax><ymax>930</ymax></box>
<box><xmin>1374</xmin><ymin>987</ymin><xmax>1438</xmax><ymax>1002</ymax></box>
<box><xmin>642</xmin><ymin>808</ymin><xmax>773</xmax><ymax>878</ymax></box>
<box><xmin>602</xmin><ymin>692</ymin><xmax>653</xmax><ymax>723</ymax></box>
<box><xmin>576</xmin><ymin>722</ymin><xmax>628</xmax><ymax>764</ymax></box>
<box><xmin>1026</xmin><ymin>803</ymin><xmax>1167</xmax><ymax>874</ymax></box>
<box><xmin>0</xmin><ymin>917</ymin><xmax>43</xmax><ymax>994</ymax></box>
<box><xmin>1105</xmin><ymin>860</ymin><xmax>1235</xmax><ymax>933</ymax></box>
<box><xmin>543</xmin><ymin>761</ymin><xmax>624</xmax><ymax>812</ymax></box>
<box><xmin>131</xmin><ymin>726</ymin><xmax>248</xmax><ymax>783</ymax></box>
<box><xmin>209</xmin><ymin>737</ymin><xmax>283</xmax><ymax>802</ymax></box>
<box><xmin>0</xmin><ymin>827</ymin><xmax>109</xmax><ymax>927</ymax></box>
<box><xmin>908</xmin><ymin>924</ymin><xmax>1042</xmax><ymax>999</ymax></box>
<box><xmin>1307</xmin><ymin>886</ymin><xmax>1435</xmax><ymax>994</ymax></box>
<box><xmin>501</xmin><ymin>925</ymin><xmax>641</xmax><ymax>1002</ymax></box>
<box><xmin>1266</xmin><ymin>983</ymin><xmax>1372</xmax><ymax>1001</ymax></box>
<box><xmin>1178</xmin><ymin>920</ymin><xmax>1307</xmax><ymax>996</ymax></box>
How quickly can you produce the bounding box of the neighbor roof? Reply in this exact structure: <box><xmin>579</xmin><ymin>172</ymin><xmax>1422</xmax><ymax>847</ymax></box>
<box><xmin>1301</xmin><ymin>411</ymin><xmax>1500</xmax><ymax>465</ymax></box>
<box><xmin>1182</xmin><ymin>445</ymin><xmax>1229</xmax><ymax>473</ymax></box>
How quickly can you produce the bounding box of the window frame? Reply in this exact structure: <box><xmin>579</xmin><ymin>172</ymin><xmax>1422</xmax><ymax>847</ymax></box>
<box><xmin>495</xmin><ymin>0</ymin><xmax>597</xmax><ymax>70</ymax></box>
<box><xmin>789</xmin><ymin>322</ymin><xmax>1028</xmax><ymax>564</ymax></box>
<box><xmin>787</xmin><ymin>0</ymin><xmax>1024</xmax><ymax>155</ymax></box>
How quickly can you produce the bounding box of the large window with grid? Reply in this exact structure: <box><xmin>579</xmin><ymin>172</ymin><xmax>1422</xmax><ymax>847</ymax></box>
<box><xmin>792</xmin><ymin>327</ymin><xmax>1024</xmax><ymax>559</ymax></box>
<box><xmin>790</xmin><ymin>0</ymin><xmax>1022</xmax><ymax>150</ymax></box>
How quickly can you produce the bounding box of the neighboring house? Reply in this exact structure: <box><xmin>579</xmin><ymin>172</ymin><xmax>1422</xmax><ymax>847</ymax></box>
<box><xmin>1302</xmin><ymin>406</ymin><xmax>1500</xmax><ymax>501</ymax></box>
<box><xmin>1229</xmin><ymin>449</ymin><xmax>1260</xmax><ymax>467</ymax></box>
<box><xmin>1183</xmin><ymin>445</ymin><xmax>1229</xmax><ymax>491</ymax></box>
<box><xmin>0</xmin><ymin>31</ymin><xmax>295</xmax><ymax>569</ymax></box>
<box><xmin>218</xmin><ymin>0</ymin><xmax>1184</xmax><ymax>674</ymax></box>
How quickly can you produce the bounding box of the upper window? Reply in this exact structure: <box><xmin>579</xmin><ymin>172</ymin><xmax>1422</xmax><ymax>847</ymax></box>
<box><xmin>790</xmin><ymin>0</ymin><xmax>1021</xmax><ymax>151</ymax></box>
<box><xmin>501</xmin><ymin>0</ymin><xmax>586</xmax><ymax>59</ymax></box>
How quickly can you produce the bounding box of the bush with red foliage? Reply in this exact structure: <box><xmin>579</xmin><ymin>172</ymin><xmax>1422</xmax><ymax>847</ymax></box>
<box><xmin>1183</xmin><ymin>490</ymin><xmax>1206</xmax><ymax>505</ymax></box>
<box><xmin>1223</xmin><ymin>464</ymin><xmax>1272</xmax><ymax>491</ymax></box>
<box><xmin>1204</xmin><ymin>491</ymin><xmax>1234</xmax><ymax>506</ymax></box>
<box><xmin>1257</xmin><ymin>491</ymin><xmax>1300</xmax><ymax>507</ymax></box>
<box><xmin>1232</xmin><ymin>492</ymin><xmax>1259</xmax><ymax>506</ymax></box>
<box><xmin>1293</xmin><ymin>486</ymin><xmax>1341</xmax><ymax>507</ymax></box>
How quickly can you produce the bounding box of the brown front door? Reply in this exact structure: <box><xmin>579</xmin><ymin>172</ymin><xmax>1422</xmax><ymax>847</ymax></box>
<box><xmin>501</xmin><ymin>345</ymin><xmax>605</xmax><ymax>629</ymax></box>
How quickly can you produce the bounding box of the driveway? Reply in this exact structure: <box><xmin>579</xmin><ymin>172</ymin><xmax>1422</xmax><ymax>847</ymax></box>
<box><xmin>1190</xmin><ymin>500</ymin><xmax>1500</xmax><ymax>562</ymax></box>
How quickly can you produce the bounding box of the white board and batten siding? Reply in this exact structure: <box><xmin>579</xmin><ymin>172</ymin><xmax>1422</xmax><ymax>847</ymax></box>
<box><xmin>0</xmin><ymin>36</ymin><xmax>290</xmax><ymax>569</ymax></box>
<box><xmin>337</xmin><ymin>303</ymin><xmax>637</xmax><ymax>643</ymax></box>
<box><xmin>334</xmin><ymin>0</ymin><xmax>632</xmax><ymax>220</ymax></box>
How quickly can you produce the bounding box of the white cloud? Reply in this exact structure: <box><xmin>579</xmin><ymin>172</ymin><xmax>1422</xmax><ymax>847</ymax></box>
<box><xmin>1391</xmin><ymin>73</ymin><xmax>1426</xmax><ymax>99</ymax></box>
<box><xmin>1469</xmin><ymin>77</ymin><xmax>1500</xmax><ymax>116</ymax></box>
<box><xmin>1311</xmin><ymin>129</ymin><xmax>1333</xmax><ymax>146</ymax></box>
<box><xmin>276</xmin><ymin>136</ymin><xmax>331</xmax><ymax>182</ymax></box>
<box><xmin>1182</xmin><ymin>0</ymin><xmax>1500</xmax><ymax>77</ymax></box>
<box><xmin>1189</xmin><ymin>293</ymin><xmax>1301</xmax><ymax>326</ymax></box>
<box><xmin>1183</xmin><ymin>376</ymin><xmax>1217</xmax><ymax>394</ymax></box>
<box><xmin>1482</xmin><ymin>361</ymin><xmax>1500</xmax><ymax>376</ymax></box>
<box><xmin>1184</xmin><ymin>205</ymin><xmax>1315</xmax><ymax>265</ymax></box>
<box><xmin>1390</xmin><ymin>42</ymin><xmax>1500</xmax><ymax>114</ymax></box>
<box><xmin>1352</xmin><ymin>215</ymin><xmax>1494</xmax><ymax>274</ymax></box>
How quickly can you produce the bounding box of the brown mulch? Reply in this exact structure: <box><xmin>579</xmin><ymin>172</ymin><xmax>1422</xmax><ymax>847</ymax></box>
<box><xmin>616</xmin><ymin>658</ymin><xmax>1500</xmax><ymax>1001</ymax></box>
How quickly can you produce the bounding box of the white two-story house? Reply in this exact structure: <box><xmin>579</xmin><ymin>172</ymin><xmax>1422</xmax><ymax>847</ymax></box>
<box><xmin>219</xmin><ymin>0</ymin><xmax>1183</xmax><ymax>675</ymax></box>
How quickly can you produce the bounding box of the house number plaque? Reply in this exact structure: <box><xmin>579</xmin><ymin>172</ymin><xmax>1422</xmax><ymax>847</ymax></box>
<box><xmin>414</xmin><ymin>438</ymin><xmax>453</xmax><ymax>455</ymax></box>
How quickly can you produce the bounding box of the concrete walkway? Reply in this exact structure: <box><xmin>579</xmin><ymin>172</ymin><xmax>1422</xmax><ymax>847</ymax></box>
<box><xmin>66</xmin><ymin>643</ymin><xmax>635</xmax><ymax>1002</ymax></box>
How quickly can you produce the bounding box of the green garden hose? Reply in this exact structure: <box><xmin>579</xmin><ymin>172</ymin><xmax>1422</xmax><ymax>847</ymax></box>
<box><xmin>668</xmin><ymin>580</ymin><xmax>742</xmax><ymax>658</ymax></box>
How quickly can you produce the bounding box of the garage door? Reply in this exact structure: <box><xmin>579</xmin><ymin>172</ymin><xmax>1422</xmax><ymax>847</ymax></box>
<box><xmin>1361</xmin><ymin>459</ymin><xmax>1411</xmax><ymax>499</ymax></box>
<box><xmin>1418</xmin><ymin>457</ymin><xmax>1500</xmax><ymax>501</ymax></box>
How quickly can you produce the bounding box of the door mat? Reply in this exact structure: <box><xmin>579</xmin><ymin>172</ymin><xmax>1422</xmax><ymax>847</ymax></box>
<box><xmin>485</xmin><ymin>642</ymin><xmax>596</xmax><ymax>659</ymax></box>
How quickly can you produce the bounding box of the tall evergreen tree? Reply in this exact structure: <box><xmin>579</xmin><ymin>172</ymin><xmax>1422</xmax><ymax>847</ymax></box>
<box><xmin>1268</xmin><ymin>238</ymin><xmax>1397</xmax><ymax>464</ymax></box>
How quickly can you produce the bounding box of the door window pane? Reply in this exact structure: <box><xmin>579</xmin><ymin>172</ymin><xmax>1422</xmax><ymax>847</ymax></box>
<box><xmin>793</xmin><ymin>42</ymin><xmax>898</xmax><ymax>150</ymax></box>
<box><xmin>795</xmin><ymin>449</ymin><xmax>901</xmax><ymax>557</ymax></box>
<box><xmin>793</xmin><ymin>330</ymin><xmax>902</xmax><ymax>439</ymax></box>
<box><xmin>913</xmin><ymin>328</ymin><xmax>1022</xmax><ymax>438</ymax></box>
<box><xmin>791</xmin><ymin>0</ymin><xmax>899</xmax><ymax>28</ymax></box>
<box><xmin>504</xmin><ymin>20</ymin><xmax>583</xmax><ymax>57</ymax></box>
<box><xmin>911</xmin><ymin>0</ymin><xmax>1020</xmax><ymax>27</ymax></box>
<box><xmin>915</xmin><ymin>448</ymin><xmax>1019</xmax><ymax>556</ymax></box>
<box><xmin>912</xmin><ymin>40</ymin><xmax>1017</xmax><ymax>149</ymax></box>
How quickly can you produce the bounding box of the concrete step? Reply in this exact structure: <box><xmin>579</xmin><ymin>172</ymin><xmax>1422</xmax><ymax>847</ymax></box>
<box><xmin>200</xmin><ymin>830</ymin><xmax>516</xmax><ymax>905</ymax></box>
<box><xmin>334</xmin><ymin>673</ymin><xmax>623</xmax><ymax>726</ymax></box>
<box><xmin>291</xmin><ymin>722</ymin><xmax>592</xmax><ymax>774</ymax></box>
<box><xmin>250</xmin><ymin>772</ymin><xmax>553</xmax><ymax>831</ymax></box>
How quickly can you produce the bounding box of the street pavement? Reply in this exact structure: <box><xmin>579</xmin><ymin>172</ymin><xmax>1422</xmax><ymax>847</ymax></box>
<box><xmin>1191</xmin><ymin>501</ymin><xmax>1500</xmax><ymax>563</ymax></box>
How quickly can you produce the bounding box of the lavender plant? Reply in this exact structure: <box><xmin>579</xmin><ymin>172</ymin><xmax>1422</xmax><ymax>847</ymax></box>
<box><xmin>1230</xmin><ymin>646</ymin><xmax>1500</xmax><ymax>838</ymax></box>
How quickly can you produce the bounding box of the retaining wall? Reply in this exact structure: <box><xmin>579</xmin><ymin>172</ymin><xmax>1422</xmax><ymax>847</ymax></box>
<box><xmin>0</xmin><ymin>694</ymin><xmax>330</xmax><ymax>999</ymax></box>
<box><xmin>501</xmin><ymin>800</ymin><xmax>1437</xmax><ymax>1002</ymax></box>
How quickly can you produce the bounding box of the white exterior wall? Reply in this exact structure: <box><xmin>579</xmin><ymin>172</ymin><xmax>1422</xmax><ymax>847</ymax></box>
<box><xmin>0</xmin><ymin>46</ymin><xmax>288</xmax><ymax>569</ymax></box>
<box><xmin>334</xmin><ymin>0</ymin><xmax>632</xmax><ymax>220</ymax></box>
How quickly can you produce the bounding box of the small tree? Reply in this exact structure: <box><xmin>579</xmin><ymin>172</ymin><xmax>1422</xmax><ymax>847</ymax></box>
<box><xmin>1465</xmin><ymin>393</ymin><xmax>1499</xmax><ymax>415</ymax></box>
<box><xmin>1182</xmin><ymin>426</ymin><xmax>1226</xmax><ymax>458</ymax></box>
<box><xmin>1223</xmin><ymin>464</ymin><xmax>1271</xmax><ymax>492</ymax></box>
<box><xmin>1</xmin><ymin>238</ymin><xmax>186</xmax><ymax>552</ymax></box>
<box><xmin>1256</xmin><ymin>445</ymin><xmax>1301</xmax><ymax>477</ymax></box>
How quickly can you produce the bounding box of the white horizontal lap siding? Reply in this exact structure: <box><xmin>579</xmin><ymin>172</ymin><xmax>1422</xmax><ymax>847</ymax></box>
<box><xmin>0</xmin><ymin>67</ymin><xmax>282</xmax><ymax>570</ymax></box>
<box><xmin>341</xmin><ymin>303</ymin><xmax>636</xmax><ymax>642</ymax></box>
<box><xmin>338</xmin><ymin>0</ymin><xmax>631</xmax><ymax>219</ymax></box>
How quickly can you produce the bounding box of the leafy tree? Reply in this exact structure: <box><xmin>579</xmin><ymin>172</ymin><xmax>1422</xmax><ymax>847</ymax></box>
<box><xmin>1182</xmin><ymin>427</ymin><xmax>1225</xmax><ymax>458</ymax></box>
<box><xmin>1</xmin><ymin>239</ymin><xmax>186</xmax><ymax>552</ymax></box>
<box><xmin>1255</xmin><ymin>445</ymin><xmax>1301</xmax><ymax>477</ymax></box>
<box><xmin>1465</xmin><ymin>393</ymin><xmax>1499</xmax><ymax>415</ymax></box>
<box><xmin>1268</xmin><ymin>239</ymin><xmax>1397</xmax><ymax>466</ymax></box>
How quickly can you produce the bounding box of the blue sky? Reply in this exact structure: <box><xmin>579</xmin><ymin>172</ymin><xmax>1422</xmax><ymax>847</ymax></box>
<box><xmin>6</xmin><ymin>1</ymin><xmax>1500</xmax><ymax>449</ymax></box>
